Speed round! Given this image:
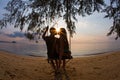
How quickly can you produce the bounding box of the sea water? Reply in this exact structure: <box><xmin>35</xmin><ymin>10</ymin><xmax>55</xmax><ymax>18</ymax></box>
<box><xmin>0</xmin><ymin>40</ymin><xmax>120</xmax><ymax>57</ymax></box>
<box><xmin>72</xmin><ymin>42</ymin><xmax>120</xmax><ymax>56</ymax></box>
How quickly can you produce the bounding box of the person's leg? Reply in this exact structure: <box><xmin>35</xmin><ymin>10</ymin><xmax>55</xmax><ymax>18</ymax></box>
<box><xmin>55</xmin><ymin>60</ymin><xmax>59</xmax><ymax>70</ymax></box>
<box><xmin>58</xmin><ymin>55</ymin><xmax>62</xmax><ymax>69</ymax></box>
<box><xmin>63</xmin><ymin>59</ymin><xmax>66</xmax><ymax>70</ymax></box>
<box><xmin>50</xmin><ymin>60</ymin><xmax>56</xmax><ymax>70</ymax></box>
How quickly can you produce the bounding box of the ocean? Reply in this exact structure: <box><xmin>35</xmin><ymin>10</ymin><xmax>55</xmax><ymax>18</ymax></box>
<box><xmin>72</xmin><ymin>42</ymin><xmax>120</xmax><ymax>56</ymax></box>
<box><xmin>0</xmin><ymin>40</ymin><xmax>120</xmax><ymax>57</ymax></box>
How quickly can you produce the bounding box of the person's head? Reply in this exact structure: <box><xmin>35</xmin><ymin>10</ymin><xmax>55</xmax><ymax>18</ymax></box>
<box><xmin>59</xmin><ymin>28</ymin><xmax>67</xmax><ymax>35</ymax></box>
<box><xmin>50</xmin><ymin>27</ymin><xmax>57</xmax><ymax>35</ymax></box>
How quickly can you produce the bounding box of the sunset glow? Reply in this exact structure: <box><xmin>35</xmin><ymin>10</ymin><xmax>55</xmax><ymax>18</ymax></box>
<box><xmin>55</xmin><ymin>27</ymin><xmax>60</xmax><ymax>33</ymax></box>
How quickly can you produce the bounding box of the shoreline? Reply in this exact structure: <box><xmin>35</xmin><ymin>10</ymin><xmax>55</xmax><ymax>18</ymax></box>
<box><xmin>74</xmin><ymin>50</ymin><xmax>120</xmax><ymax>57</ymax></box>
<box><xmin>0</xmin><ymin>48</ymin><xmax>120</xmax><ymax>58</ymax></box>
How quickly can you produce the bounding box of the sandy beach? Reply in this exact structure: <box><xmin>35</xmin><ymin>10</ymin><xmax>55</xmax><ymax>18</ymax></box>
<box><xmin>0</xmin><ymin>50</ymin><xmax>120</xmax><ymax>80</ymax></box>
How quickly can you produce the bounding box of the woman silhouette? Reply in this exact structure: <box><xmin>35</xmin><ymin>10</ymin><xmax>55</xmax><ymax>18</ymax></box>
<box><xmin>58</xmin><ymin>28</ymin><xmax>72</xmax><ymax>70</ymax></box>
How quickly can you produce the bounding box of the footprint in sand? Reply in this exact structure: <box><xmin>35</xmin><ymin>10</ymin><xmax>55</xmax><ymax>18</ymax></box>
<box><xmin>4</xmin><ymin>71</ymin><xmax>16</xmax><ymax>79</ymax></box>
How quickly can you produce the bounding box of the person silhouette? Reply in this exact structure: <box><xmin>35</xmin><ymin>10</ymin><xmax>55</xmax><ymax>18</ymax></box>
<box><xmin>58</xmin><ymin>28</ymin><xmax>72</xmax><ymax>70</ymax></box>
<box><xmin>42</xmin><ymin>26</ymin><xmax>59</xmax><ymax>70</ymax></box>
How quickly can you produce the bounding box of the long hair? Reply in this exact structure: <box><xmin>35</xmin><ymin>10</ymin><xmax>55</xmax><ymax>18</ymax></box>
<box><xmin>60</xmin><ymin>28</ymin><xmax>69</xmax><ymax>49</ymax></box>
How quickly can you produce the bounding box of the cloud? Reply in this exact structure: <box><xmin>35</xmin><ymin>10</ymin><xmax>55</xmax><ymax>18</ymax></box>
<box><xmin>6</xmin><ymin>31</ymin><xmax>25</xmax><ymax>38</ymax></box>
<box><xmin>0</xmin><ymin>31</ymin><xmax>25</xmax><ymax>38</ymax></box>
<box><xmin>0</xmin><ymin>31</ymin><xmax>26</xmax><ymax>42</ymax></box>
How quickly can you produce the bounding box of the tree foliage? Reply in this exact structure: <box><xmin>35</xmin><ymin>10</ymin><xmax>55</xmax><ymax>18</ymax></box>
<box><xmin>103</xmin><ymin>0</ymin><xmax>120</xmax><ymax>40</ymax></box>
<box><xmin>0</xmin><ymin>0</ymin><xmax>120</xmax><ymax>40</ymax></box>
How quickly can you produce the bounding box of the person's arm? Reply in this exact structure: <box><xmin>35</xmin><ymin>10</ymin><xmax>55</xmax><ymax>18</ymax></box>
<box><xmin>42</xmin><ymin>26</ymin><xmax>49</xmax><ymax>39</ymax></box>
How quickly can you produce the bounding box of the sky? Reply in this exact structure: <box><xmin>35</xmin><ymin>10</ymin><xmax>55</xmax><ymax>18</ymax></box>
<box><xmin>0</xmin><ymin>0</ymin><xmax>120</xmax><ymax>45</ymax></box>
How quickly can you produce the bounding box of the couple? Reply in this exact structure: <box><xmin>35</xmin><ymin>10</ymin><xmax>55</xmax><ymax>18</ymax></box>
<box><xmin>42</xmin><ymin>26</ymin><xmax>72</xmax><ymax>71</ymax></box>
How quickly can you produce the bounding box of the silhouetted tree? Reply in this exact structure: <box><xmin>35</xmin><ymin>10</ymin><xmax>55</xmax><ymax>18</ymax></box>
<box><xmin>103</xmin><ymin>0</ymin><xmax>120</xmax><ymax>40</ymax></box>
<box><xmin>0</xmin><ymin>0</ymin><xmax>119</xmax><ymax>39</ymax></box>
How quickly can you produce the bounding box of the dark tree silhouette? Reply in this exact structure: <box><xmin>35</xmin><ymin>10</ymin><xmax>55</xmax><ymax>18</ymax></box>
<box><xmin>0</xmin><ymin>0</ymin><xmax>119</xmax><ymax>39</ymax></box>
<box><xmin>103</xmin><ymin>0</ymin><xmax>120</xmax><ymax>40</ymax></box>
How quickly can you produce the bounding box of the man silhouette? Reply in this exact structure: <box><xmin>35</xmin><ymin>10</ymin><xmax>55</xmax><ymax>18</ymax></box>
<box><xmin>42</xmin><ymin>26</ymin><xmax>59</xmax><ymax>70</ymax></box>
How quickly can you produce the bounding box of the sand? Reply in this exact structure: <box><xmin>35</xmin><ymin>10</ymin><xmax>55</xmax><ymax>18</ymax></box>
<box><xmin>0</xmin><ymin>50</ymin><xmax>120</xmax><ymax>80</ymax></box>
